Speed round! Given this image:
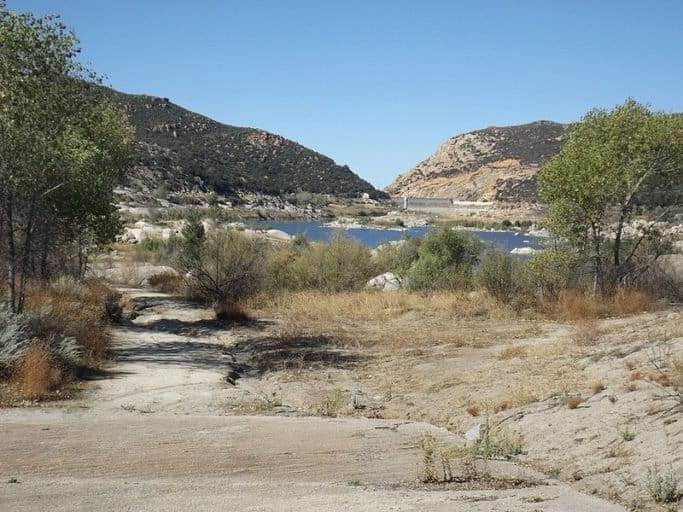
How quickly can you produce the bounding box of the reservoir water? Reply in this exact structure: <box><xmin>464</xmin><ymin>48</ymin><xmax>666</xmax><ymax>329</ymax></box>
<box><xmin>250</xmin><ymin>220</ymin><xmax>541</xmax><ymax>252</ymax></box>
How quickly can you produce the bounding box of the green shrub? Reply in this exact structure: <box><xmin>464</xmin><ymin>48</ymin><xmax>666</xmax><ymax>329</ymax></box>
<box><xmin>182</xmin><ymin>230</ymin><xmax>269</xmax><ymax>316</ymax></box>
<box><xmin>405</xmin><ymin>228</ymin><xmax>481</xmax><ymax>291</ymax></box>
<box><xmin>526</xmin><ymin>250</ymin><xmax>579</xmax><ymax>298</ymax></box>
<box><xmin>373</xmin><ymin>239</ymin><xmax>420</xmax><ymax>277</ymax></box>
<box><xmin>266</xmin><ymin>233</ymin><xmax>375</xmax><ymax>292</ymax></box>
<box><xmin>478</xmin><ymin>251</ymin><xmax>527</xmax><ymax>302</ymax></box>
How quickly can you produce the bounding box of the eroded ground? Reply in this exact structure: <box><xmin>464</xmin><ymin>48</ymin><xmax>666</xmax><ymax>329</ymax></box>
<box><xmin>1</xmin><ymin>288</ymin><xmax>680</xmax><ymax>511</ymax></box>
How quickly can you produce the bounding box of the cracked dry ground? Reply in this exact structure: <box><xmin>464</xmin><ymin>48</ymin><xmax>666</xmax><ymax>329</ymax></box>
<box><xmin>2</xmin><ymin>287</ymin><xmax>678</xmax><ymax>511</ymax></box>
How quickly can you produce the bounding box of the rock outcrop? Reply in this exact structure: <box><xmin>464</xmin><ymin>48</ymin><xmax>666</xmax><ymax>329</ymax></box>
<box><xmin>386</xmin><ymin>121</ymin><xmax>568</xmax><ymax>202</ymax></box>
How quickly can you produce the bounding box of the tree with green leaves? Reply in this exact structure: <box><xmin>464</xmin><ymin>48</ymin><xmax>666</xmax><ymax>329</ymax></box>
<box><xmin>0</xmin><ymin>3</ymin><xmax>134</xmax><ymax>311</ymax></box>
<box><xmin>538</xmin><ymin>99</ymin><xmax>683</xmax><ymax>294</ymax></box>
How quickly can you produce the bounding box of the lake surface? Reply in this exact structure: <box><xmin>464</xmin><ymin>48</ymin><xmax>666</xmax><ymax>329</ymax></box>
<box><xmin>250</xmin><ymin>220</ymin><xmax>541</xmax><ymax>251</ymax></box>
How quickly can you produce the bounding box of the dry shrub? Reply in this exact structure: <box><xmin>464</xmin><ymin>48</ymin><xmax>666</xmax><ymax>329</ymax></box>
<box><xmin>213</xmin><ymin>300</ymin><xmax>250</xmax><ymax>323</ymax></box>
<box><xmin>591</xmin><ymin>380</ymin><xmax>606</xmax><ymax>394</ymax></box>
<box><xmin>11</xmin><ymin>343</ymin><xmax>61</xmax><ymax>397</ymax></box>
<box><xmin>572</xmin><ymin>319</ymin><xmax>603</xmax><ymax>346</ymax></box>
<box><xmin>508</xmin><ymin>384</ymin><xmax>539</xmax><ymax>406</ymax></box>
<box><xmin>625</xmin><ymin>382</ymin><xmax>637</xmax><ymax>392</ymax></box>
<box><xmin>496</xmin><ymin>344</ymin><xmax>527</xmax><ymax>360</ymax></box>
<box><xmin>146</xmin><ymin>272</ymin><xmax>183</xmax><ymax>294</ymax></box>
<box><xmin>672</xmin><ymin>357</ymin><xmax>683</xmax><ymax>390</ymax></box>
<box><xmin>494</xmin><ymin>400</ymin><xmax>510</xmax><ymax>413</ymax></box>
<box><xmin>542</xmin><ymin>290</ymin><xmax>654</xmax><ymax>321</ymax></box>
<box><xmin>465</xmin><ymin>405</ymin><xmax>480</xmax><ymax>417</ymax></box>
<box><xmin>612</xmin><ymin>290</ymin><xmax>653</xmax><ymax>315</ymax></box>
<box><xmin>565</xmin><ymin>396</ymin><xmax>583</xmax><ymax>409</ymax></box>
<box><xmin>623</xmin><ymin>358</ymin><xmax>637</xmax><ymax>370</ymax></box>
<box><xmin>23</xmin><ymin>278</ymin><xmax>119</xmax><ymax>362</ymax></box>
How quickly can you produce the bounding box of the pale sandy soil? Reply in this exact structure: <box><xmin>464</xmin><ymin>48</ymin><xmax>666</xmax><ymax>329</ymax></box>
<box><xmin>0</xmin><ymin>288</ymin><xmax>645</xmax><ymax>511</ymax></box>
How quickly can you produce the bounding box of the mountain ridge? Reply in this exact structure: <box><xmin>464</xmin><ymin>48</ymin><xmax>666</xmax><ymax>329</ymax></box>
<box><xmin>95</xmin><ymin>86</ymin><xmax>385</xmax><ymax>199</ymax></box>
<box><xmin>385</xmin><ymin>120</ymin><xmax>569</xmax><ymax>202</ymax></box>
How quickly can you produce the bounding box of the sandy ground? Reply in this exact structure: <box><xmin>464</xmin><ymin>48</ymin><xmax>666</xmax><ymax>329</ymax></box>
<box><xmin>0</xmin><ymin>288</ymin><xmax>632</xmax><ymax>511</ymax></box>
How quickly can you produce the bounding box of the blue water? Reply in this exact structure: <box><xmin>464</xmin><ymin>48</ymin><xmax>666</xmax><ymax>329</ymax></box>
<box><xmin>250</xmin><ymin>220</ymin><xmax>540</xmax><ymax>251</ymax></box>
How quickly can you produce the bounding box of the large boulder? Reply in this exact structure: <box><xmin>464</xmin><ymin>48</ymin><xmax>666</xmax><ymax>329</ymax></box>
<box><xmin>658</xmin><ymin>254</ymin><xmax>683</xmax><ymax>285</ymax></box>
<box><xmin>365</xmin><ymin>272</ymin><xmax>401</xmax><ymax>292</ymax></box>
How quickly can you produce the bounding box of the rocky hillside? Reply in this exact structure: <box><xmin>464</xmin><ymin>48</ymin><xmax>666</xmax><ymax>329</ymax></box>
<box><xmin>386</xmin><ymin>121</ymin><xmax>568</xmax><ymax>202</ymax></box>
<box><xmin>95</xmin><ymin>86</ymin><xmax>383</xmax><ymax>199</ymax></box>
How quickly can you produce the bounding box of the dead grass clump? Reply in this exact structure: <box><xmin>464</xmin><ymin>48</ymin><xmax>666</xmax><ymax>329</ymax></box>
<box><xmin>213</xmin><ymin>300</ymin><xmax>251</xmax><ymax>323</ymax></box>
<box><xmin>623</xmin><ymin>358</ymin><xmax>637</xmax><ymax>370</ymax></box>
<box><xmin>465</xmin><ymin>405</ymin><xmax>480</xmax><ymax>417</ymax></box>
<box><xmin>625</xmin><ymin>382</ymin><xmax>637</xmax><ymax>392</ymax></box>
<box><xmin>591</xmin><ymin>381</ymin><xmax>606</xmax><ymax>394</ymax></box>
<box><xmin>542</xmin><ymin>290</ymin><xmax>655</xmax><ymax>321</ymax></box>
<box><xmin>146</xmin><ymin>272</ymin><xmax>183</xmax><ymax>294</ymax></box>
<box><xmin>572</xmin><ymin>319</ymin><xmax>603</xmax><ymax>346</ymax></box>
<box><xmin>23</xmin><ymin>278</ymin><xmax>119</xmax><ymax>361</ymax></box>
<box><xmin>496</xmin><ymin>345</ymin><xmax>527</xmax><ymax>360</ymax></box>
<box><xmin>508</xmin><ymin>385</ymin><xmax>540</xmax><ymax>407</ymax></box>
<box><xmin>564</xmin><ymin>396</ymin><xmax>583</xmax><ymax>409</ymax></box>
<box><xmin>494</xmin><ymin>400</ymin><xmax>510</xmax><ymax>413</ymax></box>
<box><xmin>11</xmin><ymin>343</ymin><xmax>61</xmax><ymax>398</ymax></box>
<box><xmin>248</xmin><ymin>290</ymin><xmax>513</xmax><ymax>324</ymax></box>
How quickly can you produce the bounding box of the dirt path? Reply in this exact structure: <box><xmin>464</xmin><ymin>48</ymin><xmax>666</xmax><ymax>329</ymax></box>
<box><xmin>0</xmin><ymin>289</ymin><xmax>627</xmax><ymax>511</ymax></box>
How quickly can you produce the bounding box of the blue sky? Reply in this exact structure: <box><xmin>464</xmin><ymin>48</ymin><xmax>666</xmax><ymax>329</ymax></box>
<box><xmin>12</xmin><ymin>1</ymin><xmax>683</xmax><ymax>188</ymax></box>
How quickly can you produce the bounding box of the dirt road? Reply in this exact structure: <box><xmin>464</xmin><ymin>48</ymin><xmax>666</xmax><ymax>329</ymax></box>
<box><xmin>0</xmin><ymin>289</ymin><xmax>626</xmax><ymax>511</ymax></box>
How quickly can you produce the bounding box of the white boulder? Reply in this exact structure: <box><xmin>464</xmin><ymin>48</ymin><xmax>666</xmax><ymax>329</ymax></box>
<box><xmin>365</xmin><ymin>272</ymin><xmax>401</xmax><ymax>292</ymax></box>
<box><xmin>511</xmin><ymin>247</ymin><xmax>539</xmax><ymax>255</ymax></box>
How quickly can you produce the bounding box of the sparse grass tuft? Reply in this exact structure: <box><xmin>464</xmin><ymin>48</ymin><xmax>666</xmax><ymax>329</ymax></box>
<box><xmin>591</xmin><ymin>380</ymin><xmax>606</xmax><ymax>394</ymax></box>
<box><xmin>496</xmin><ymin>345</ymin><xmax>527</xmax><ymax>360</ymax></box>
<box><xmin>643</xmin><ymin>465</ymin><xmax>679</xmax><ymax>503</ymax></box>
<box><xmin>565</xmin><ymin>396</ymin><xmax>583</xmax><ymax>409</ymax></box>
<box><xmin>146</xmin><ymin>272</ymin><xmax>183</xmax><ymax>294</ymax></box>
<box><xmin>465</xmin><ymin>405</ymin><xmax>480</xmax><ymax>417</ymax></box>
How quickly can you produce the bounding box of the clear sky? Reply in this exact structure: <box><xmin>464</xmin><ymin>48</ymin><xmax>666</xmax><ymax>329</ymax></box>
<box><xmin>11</xmin><ymin>1</ymin><xmax>683</xmax><ymax>188</ymax></box>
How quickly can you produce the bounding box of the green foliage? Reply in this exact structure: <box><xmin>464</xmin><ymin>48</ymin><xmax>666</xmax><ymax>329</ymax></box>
<box><xmin>267</xmin><ymin>234</ymin><xmax>375</xmax><ymax>292</ymax></box>
<box><xmin>406</xmin><ymin>228</ymin><xmax>481</xmax><ymax>291</ymax></box>
<box><xmin>477</xmin><ymin>251</ymin><xmax>527</xmax><ymax>302</ymax></box>
<box><xmin>183</xmin><ymin>230</ymin><xmax>269</xmax><ymax>306</ymax></box>
<box><xmin>538</xmin><ymin>99</ymin><xmax>683</xmax><ymax>292</ymax></box>
<box><xmin>372</xmin><ymin>239</ymin><xmax>420</xmax><ymax>277</ymax></box>
<box><xmin>0</xmin><ymin>4</ymin><xmax>133</xmax><ymax>311</ymax></box>
<box><xmin>525</xmin><ymin>250</ymin><xmax>580</xmax><ymax>299</ymax></box>
<box><xmin>179</xmin><ymin>213</ymin><xmax>206</xmax><ymax>267</ymax></box>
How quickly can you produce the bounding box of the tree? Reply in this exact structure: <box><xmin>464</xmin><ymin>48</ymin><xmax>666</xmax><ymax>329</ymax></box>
<box><xmin>0</xmin><ymin>4</ymin><xmax>133</xmax><ymax>311</ymax></box>
<box><xmin>538</xmin><ymin>100</ymin><xmax>683</xmax><ymax>294</ymax></box>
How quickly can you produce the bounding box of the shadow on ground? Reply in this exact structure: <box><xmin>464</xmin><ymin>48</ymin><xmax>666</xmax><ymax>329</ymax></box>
<box><xmin>230</xmin><ymin>334</ymin><xmax>368</xmax><ymax>375</ymax></box>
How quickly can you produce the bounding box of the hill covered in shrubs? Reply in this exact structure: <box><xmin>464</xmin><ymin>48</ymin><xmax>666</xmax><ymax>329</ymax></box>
<box><xmin>96</xmin><ymin>86</ymin><xmax>384</xmax><ymax>199</ymax></box>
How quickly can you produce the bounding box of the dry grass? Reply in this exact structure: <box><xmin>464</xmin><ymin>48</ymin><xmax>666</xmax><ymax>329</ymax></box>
<box><xmin>465</xmin><ymin>405</ymin><xmax>480</xmax><ymax>417</ymax></box>
<box><xmin>542</xmin><ymin>290</ymin><xmax>655</xmax><ymax>321</ymax></box>
<box><xmin>496</xmin><ymin>344</ymin><xmax>528</xmax><ymax>360</ymax></box>
<box><xmin>572</xmin><ymin>319</ymin><xmax>603</xmax><ymax>346</ymax></box>
<box><xmin>565</xmin><ymin>396</ymin><xmax>583</xmax><ymax>409</ymax></box>
<box><xmin>11</xmin><ymin>343</ymin><xmax>59</xmax><ymax>398</ymax></box>
<box><xmin>23</xmin><ymin>278</ymin><xmax>119</xmax><ymax>362</ymax></box>
<box><xmin>146</xmin><ymin>272</ymin><xmax>184</xmax><ymax>294</ymax></box>
<box><xmin>494</xmin><ymin>400</ymin><xmax>510</xmax><ymax>413</ymax></box>
<box><xmin>591</xmin><ymin>380</ymin><xmax>606</xmax><ymax>394</ymax></box>
<box><xmin>247</xmin><ymin>290</ymin><xmax>514</xmax><ymax>323</ymax></box>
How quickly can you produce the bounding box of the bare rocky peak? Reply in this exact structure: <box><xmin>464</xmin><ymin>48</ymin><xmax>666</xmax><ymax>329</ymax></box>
<box><xmin>386</xmin><ymin>121</ymin><xmax>568</xmax><ymax>202</ymax></box>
